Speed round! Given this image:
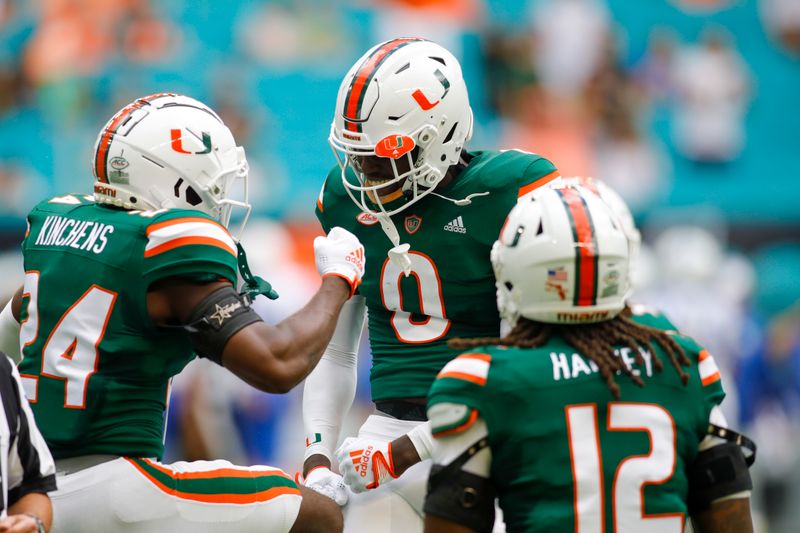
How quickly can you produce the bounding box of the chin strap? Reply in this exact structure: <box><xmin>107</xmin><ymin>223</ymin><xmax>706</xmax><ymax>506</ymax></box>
<box><xmin>236</xmin><ymin>242</ymin><xmax>279</xmax><ymax>300</ymax></box>
<box><xmin>376</xmin><ymin>213</ymin><xmax>412</xmax><ymax>277</ymax></box>
<box><xmin>428</xmin><ymin>190</ymin><xmax>490</xmax><ymax>206</ymax></box>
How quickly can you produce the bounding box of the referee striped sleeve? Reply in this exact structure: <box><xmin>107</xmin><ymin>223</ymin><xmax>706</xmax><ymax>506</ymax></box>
<box><xmin>0</xmin><ymin>354</ymin><xmax>56</xmax><ymax>512</ymax></box>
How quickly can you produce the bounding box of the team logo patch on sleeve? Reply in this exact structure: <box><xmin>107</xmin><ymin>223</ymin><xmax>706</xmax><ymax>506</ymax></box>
<box><xmin>437</xmin><ymin>353</ymin><xmax>491</xmax><ymax>386</ymax></box>
<box><xmin>698</xmin><ymin>350</ymin><xmax>721</xmax><ymax>386</ymax></box>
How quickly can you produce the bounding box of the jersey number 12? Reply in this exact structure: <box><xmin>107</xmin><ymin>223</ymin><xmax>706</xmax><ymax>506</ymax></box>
<box><xmin>566</xmin><ymin>402</ymin><xmax>682</xmax><ymax>533</ymax></box>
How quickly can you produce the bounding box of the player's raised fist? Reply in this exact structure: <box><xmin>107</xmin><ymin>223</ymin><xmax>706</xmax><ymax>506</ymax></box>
<box><xmin>314</xmin><ymin>227</ymin><xmax>365</xmax><ymax>296</ymax></box>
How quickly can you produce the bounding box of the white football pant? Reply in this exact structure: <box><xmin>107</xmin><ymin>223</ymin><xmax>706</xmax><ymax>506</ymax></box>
<box><xmin>50</xmin><ymin>457</ymin><xmax>302</xmax><ymax>533</ymax></box>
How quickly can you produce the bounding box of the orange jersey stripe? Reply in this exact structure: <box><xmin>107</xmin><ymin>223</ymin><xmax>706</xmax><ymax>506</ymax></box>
<box><xmin>518</xmin><ymin>170</ymin><xmax>561</xmax><ymax>197</ymax></box>
<box><xmin>457</xmin><ymin>353</ymin><xmax>492</xmax><ymax>363</ymax></box>
<box><xmin>702</xmin><ymin>371</ymin><xmax>721</xmax><ymax>387</ymax></box>
<box><xmin>141</xmin><ymin>459</ymin><xmax>293</xmax><ymax>481</ymax></box>
<box><xmin>126</xmin><ymin>460</ymin><xmax>300</xmax><ymax>504</ymax></box>
<box><xmin>146</xmin><ymin>217</ymin><xmax>227</xmax><ymax>236</ymax></box>
<box><xmin>433</xmin><ymin>408</ymin><xmax>479</xmax><ymax>437</ymax></box>
<box><xmin>144</xmin><ymin>237</ymin><xmax>237</xmax><ymax>258</ymax></box>
<box><xmin>437</xmin><ymin>371</ymin><xmax>487</xmax><ymax>386</ymax></box>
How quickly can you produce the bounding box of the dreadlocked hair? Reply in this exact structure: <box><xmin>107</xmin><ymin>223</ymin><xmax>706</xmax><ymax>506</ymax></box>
<box><xmin>448</xmin><ymin>307</ymin><xmax>692</xmax><ymax>400</ymax></box>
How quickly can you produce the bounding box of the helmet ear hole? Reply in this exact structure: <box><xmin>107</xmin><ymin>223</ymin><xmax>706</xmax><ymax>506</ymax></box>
<box><xmin>185</xmin><ymin>186</ymin><xmax>202</xmax><ymax>206</ymax></box>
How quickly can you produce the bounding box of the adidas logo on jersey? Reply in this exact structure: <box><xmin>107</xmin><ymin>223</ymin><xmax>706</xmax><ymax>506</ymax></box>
<box><xmin>443</xmin><ymin>216</ymin><xmax>467</xmax><ymax>234</ymax></box>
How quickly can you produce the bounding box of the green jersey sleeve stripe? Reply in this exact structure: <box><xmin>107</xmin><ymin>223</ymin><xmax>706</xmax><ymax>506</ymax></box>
<box><xmin>432</xmin><ymin>407</ymin><xmax>478</xmax><ymax>438</ymax></box>
<box><xmin>145</xmin><ymin>217</ymin><xmax>236</xmax><ymax>258</ymax></box>
<box><xmin>698</xmin><ymin>350</ymin><xmax>722</xmax><ymax>386</ymax></box>
<box><xmin>436</xmin><ymin>353</ymin><xmax>491</xmax><ymax>386</ymax></box>
<box><xmin>518</xmin><ymin>169</ymin><xmax>560</xmax><ymax>197</ymax></box>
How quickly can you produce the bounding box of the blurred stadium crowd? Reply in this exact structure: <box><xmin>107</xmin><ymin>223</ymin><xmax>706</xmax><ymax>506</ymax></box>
<box><xmin>1</xmin><ymin>0</ymin><xmax>799</xmax><ymax>531</ymax></box>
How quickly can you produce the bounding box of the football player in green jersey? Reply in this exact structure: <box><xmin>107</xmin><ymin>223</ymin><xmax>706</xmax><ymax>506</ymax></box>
<box><xmin>0</xmin><ymin>94</ymin><xmax>367</xmax><ymax>533</ymax></box>
<box><xmin>423</xmin><ymin>185</ymin><xmax>756</xmax><ymax>533</ymax></box>
<box><xmin>299</xmin><ymin>38</ymin><xmax>560</xmax><ymax>531</ymax></box>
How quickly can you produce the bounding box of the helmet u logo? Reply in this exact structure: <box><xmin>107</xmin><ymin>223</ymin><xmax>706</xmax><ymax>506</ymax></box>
<box><xmin>170</xmin><ymin>129</ymin><xmax>212</xmax><ymax>154</ymax></box>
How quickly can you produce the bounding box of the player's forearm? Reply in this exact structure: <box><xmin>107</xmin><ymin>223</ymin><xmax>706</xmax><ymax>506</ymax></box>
<box><xmin>691</xmin><ymin>497</ymin><xmax>753</xmax><ymax>533</ymax></box>
<box><xmin>390</xmin><ymin>435</ymin><xmax>423</xmax><ymax>476</ymax></box>
<box><xmin>8</xmin><ymin>492</ymin><xmax>53</xmax><ymax>532</ymax></box>
<box><xmin>268</xmin><ymin>277</ymin><xmax>352</xmax><ymax>388</ymax></box>
<box><xmin>302</xmin><ymin>295</ymin><xmax>364</xmax><ymax>474</ymax></box>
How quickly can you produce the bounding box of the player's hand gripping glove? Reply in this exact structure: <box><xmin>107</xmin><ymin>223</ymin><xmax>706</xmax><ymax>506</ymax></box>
<box><xmin>297</xmin><ymin>466</ymin><xmax>349</xmax><ymax>506</ymax></box>
<box><xmin>314</xmin><ymin>227</ymin><xmax>365</xmax><ymax>297</ymax></box>
<box><xmin>336</xmin><ymin>437</ymin><xmax>398</xmax><ymax>493</ymax></box>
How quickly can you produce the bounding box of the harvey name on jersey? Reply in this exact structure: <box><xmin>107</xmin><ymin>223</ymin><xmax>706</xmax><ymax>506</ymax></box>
<box><xmin>550</xmin><ymin>347</ymin><xmax>657</xmax><ymax>382</ymax></box>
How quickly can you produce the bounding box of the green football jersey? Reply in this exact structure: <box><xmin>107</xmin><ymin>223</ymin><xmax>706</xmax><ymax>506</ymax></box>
<box><xmin>428</xmin><ymin>317</ymin><xmax>725</xmax><ymax>533</ymax></box>
<box><xmin>316</xmin><ymin>150</ymin><xmax>559</xmax><ymax>401</ymax></box>
<box><xmin>17</xmin><ymin>194</ymin><xmax>239</xmax><ymax>460</ymax></box>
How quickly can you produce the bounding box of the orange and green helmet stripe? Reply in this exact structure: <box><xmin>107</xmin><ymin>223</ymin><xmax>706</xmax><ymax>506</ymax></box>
<box><xmin>93</xmin><ymin>93</ymin><xmax>176</xmax><ymax>183</ymax></box>
<box><xmin>343</xmin><ymin>38</ymin><xmax>423</xmax><ymax>133</ymax></box>
<box><xmin>125</xmin><ymin>458</ymin><xmax>300</xmax><ymax>505</ymax></box>
<box><xmin>558</xmin><ymin>187</ymin><xmax>599</xmax><ymax>307</ymax></box>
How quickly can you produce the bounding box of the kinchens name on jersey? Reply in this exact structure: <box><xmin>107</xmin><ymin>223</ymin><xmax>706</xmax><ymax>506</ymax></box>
<box><xmin>32</xmin><ymin>214</ymin><xmax>115</xmax><ymax>254</ymax></box>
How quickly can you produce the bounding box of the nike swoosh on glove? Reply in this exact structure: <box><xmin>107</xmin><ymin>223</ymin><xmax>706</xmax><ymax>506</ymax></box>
<box><xmin>314</xmin><ymin>227</ymin><xmax>366</xmax><ymax>297</ymax></box>
<box><xmin>298</xmin><ymin>466</ymin><xmax>349</xmax><ymax>506</ymax></box>
<box><xmin>335</xmin><ymin>437</ymin><xmax>398</xmax><ymax>493</ymax></box>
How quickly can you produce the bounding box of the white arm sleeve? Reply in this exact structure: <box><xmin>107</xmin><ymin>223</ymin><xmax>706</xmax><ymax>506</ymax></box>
<box><xmin>302</xmin><ymin>294</ymin><xmax>366</xmax><ymax>462</ymax></box>
<box><xmin>0</xmin><ymin>298</ymin><xmax>20</xmax><ymax>362</ymax></box>
<box><xmin>429</xmin><ymin>403</ymin><xmax>491</xmax><ymax>477</ymax></box>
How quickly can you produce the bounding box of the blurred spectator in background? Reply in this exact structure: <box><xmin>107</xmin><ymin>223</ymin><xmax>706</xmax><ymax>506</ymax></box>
<box><xmin>0</xmin><ymin>159</ymin><xmax>48</xmax><ymax>216</ymax></box>
<box><xmin>737</xmin><ymin>304</ymin><xmax>800</xmax><ymax>529</ymax></box>
<box><xmin>528</xmin><ymin>0</ymin><xmax>610</xmax><ymax>98</ymax></box>
<box><xmin>482</xmin><ymin>28</ymin><xmax>537</xmax><ymax>119</ymax></box>
<box><xmin>586</xmin><ymin>33</ymin><xmax>669</xmax><ymax>212</ymax></box>
<box><xmin>237</xmin><ymin>0</ymin><xmax>353</xmax><ymax>74</ymax></box>
<box><xmin>670</xmin><ymin>26</ymin><xmax>753</xmax><ymax>164</ymax></box>
<box><xmin>633</xmin><ymin>27</ymin><xmax>679</xmax><ymax>107</ymax></box>
<box><xmin>759</xmin><ymin>0</ymin><xmax>800</xmax><ymax>58</ymax></box>
<box><xmin>372</xmin><ymin>0</ymin><xmax>483</xmax><ymax>59</ymax></box>
<box><xmin>636</xmin><ymin>224</ymin><xmax>759</xmax><ymax>423</ymax></box>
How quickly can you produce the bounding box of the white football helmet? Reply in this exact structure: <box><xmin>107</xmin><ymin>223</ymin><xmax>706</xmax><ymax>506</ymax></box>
<box><xmin>559</xmin><ymin>176</ymin><xmax>641</xmax><ymax>276</ymax></box>
<box><xmin>329</xmin><ymin>37</ymin><xmax>473</xmax><ymax>216</ymax></box>
<box><xmin>92</xmin><ymin>93</ymin><xmax>249</xmax><ymax>229</ymax></box>
<box><xmin>493</xmin><ymin>185</ymin><xmax>631</xmax><ymax>325</ymax></box>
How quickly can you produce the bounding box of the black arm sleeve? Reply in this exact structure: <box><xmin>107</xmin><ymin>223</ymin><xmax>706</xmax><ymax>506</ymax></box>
<box><xmin>182</xmin><ymin>286</ymin><xmax>263</xmax><ymax>364</ymax></box>
<box><xmin>424</xmin><ymin>438</ymin><xmax>496</xmax><ymax>533</ymax></box>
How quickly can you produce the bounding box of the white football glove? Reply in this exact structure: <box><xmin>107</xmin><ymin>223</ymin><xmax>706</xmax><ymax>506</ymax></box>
<box><xmin>301</xmin><ymin>466</ymin><xmax>349</xmax><ymax>506</ymax></box>
<box><xmin>336</xmin><ymin>437</ymin><xmax>399</xmax><ymax>493</ymax></box>
<box><xmin>314</xmin><ymin>227</ymin><xmax>365</xmax><ymax>296</ymax></box>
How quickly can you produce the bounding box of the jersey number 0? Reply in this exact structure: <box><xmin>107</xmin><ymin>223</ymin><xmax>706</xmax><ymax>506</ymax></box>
<box><xmin>380</xmin><ymin>251</ymin><xmax>451</xmax><ymax>344</ymax></box>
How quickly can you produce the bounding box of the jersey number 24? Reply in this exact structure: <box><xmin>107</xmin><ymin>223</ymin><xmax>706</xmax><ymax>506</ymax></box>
<box><xmin>19</xmin><ymin>271</ymin><xmax>117</xmax><ymax>408</ymax></box>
